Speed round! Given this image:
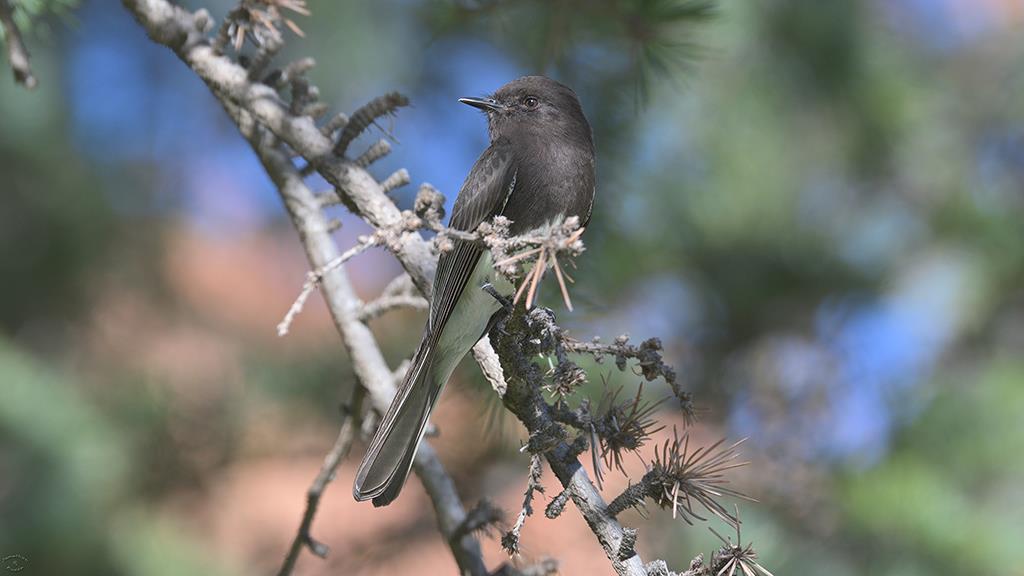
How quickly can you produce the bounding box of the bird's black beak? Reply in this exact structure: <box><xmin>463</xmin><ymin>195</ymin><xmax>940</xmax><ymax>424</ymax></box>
<box><xmin>459</xmin><ymin>96</ymin><xmax>504</xmax><ymax>112</ymax></box>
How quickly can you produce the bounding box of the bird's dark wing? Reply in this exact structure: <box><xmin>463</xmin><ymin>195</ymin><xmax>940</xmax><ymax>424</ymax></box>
<box><xmin>429</xmin><ymin>144</ymin><xmax>517</xmax><ymax>335</ymax></box>
<box><xmin>353</xmin><ymin>144</ymin><xmax>516</xmax><ymax>505</ymax></box>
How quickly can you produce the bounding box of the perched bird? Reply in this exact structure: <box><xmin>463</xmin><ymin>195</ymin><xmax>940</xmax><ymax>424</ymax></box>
<box><xmin>353</xmin><ymin>76</ymin><xmax>596</xmax><ymax>506</ymax></box>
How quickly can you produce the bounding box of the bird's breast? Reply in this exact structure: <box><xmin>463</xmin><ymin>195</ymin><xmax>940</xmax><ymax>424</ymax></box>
<box><xmin>504</xmin><ymin>142</ymin><xmax>595</xmax><ymax>234</ymax></box>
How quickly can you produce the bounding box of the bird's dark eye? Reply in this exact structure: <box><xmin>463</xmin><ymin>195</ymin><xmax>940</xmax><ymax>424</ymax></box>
<box><xmin>523</xmin><ymin>96</ymin><xmax>539</xmax><ymax>109</ymax></box>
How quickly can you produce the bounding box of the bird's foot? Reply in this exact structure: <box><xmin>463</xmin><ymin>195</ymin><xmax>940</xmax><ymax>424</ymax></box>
<box><xmin>481</xmin><ymin>282</ymin><xmax>513</xmax><ymax>312</ymax></box>
<box><xmin>481</xmin><ymin>282</ymin><xmax>514</xmax><ymax>338</ymax></box>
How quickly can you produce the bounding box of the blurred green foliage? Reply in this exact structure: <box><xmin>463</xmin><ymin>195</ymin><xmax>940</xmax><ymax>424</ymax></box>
<box><xmin>0</xmin><ymin>342</ymin><xmax>237</xmax><ymax>575</ymax></box>
<box><xmin>0</xmin><ymin>139</ymin><xmax>116</xmax><ymax>334</ymax></box>
<box><xmin>1</xmin><ymin>0</ymin><xmax>1022</xmax><ymax>574</ymax></box>
<box><xmin>1</xmin><ymin>0</ymin><xmax>78</xmax><ymax>37</ymax></box>
<box><xmin>841</xmin><ymin>360</ymin><xmax>1024</xmax><ymax>574</ymax></box>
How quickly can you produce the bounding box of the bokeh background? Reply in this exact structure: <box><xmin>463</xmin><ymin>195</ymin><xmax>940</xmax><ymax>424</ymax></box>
<box><xmin>2</xmin><ymin>0</ymin><xmax>1023</xmax><ymax>574</ymax></box>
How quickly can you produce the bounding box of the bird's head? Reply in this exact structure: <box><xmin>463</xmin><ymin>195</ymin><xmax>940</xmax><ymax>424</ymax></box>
<box><xmin>460</xmin><ymin>76</ymin><xmax>592</xmax><ymax>147</ymax></box>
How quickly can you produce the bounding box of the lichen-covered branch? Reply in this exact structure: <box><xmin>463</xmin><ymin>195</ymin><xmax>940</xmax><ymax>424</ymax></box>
<box><xmin>489</xmin><ymin>307</ymin><xmax>651</xmax><ymax>576</ymax></box>
<box><xmin>488</xmin><ymin>304</ymin><xmax>755</xmax><ymax>576</ymax></box>
<box><xmin>224</xmin><ymin>97</ymin><xmax>487</xmax><ymax>575</ymax></box>
<box><xmin>562</xmin><ymin>333</ymin><xmax>693</xmax><ymax>418</ymax></box>
<box><xmin>501</xmin><ymin>454</ymin><xmax>544</xmax><ymax>555</ymax></box>
<box><xmin>654</xmin><ymin>515</ymin><xmax>775</xmax><ymax>576</ymax></box>
<box><xmin>120</xmin><ymin>1</ymin><xmax>763</xmax><ymax>575</ymax></box>
<box><xmin>122</xmin><ymin>0</ymin><xmax>437</xmax><ymax>294</ymax></box>
<box><xmin>604</xmin><ymin>432</ymin><xmax>751</xmax><ymax>526</ymax></box>
<box><xmin>121</xmin><ymin>1</ymin><xmax>488</xmax><ymax>574</ymax></box>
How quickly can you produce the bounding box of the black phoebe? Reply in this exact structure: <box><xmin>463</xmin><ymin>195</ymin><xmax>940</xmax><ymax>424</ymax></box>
<box><xmin>353</xmin><ymin>76</ymin><xmax>596</xmax><ymax>506</ymax></box>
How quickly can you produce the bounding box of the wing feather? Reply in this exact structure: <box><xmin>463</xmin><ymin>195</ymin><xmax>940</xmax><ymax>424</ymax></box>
<box><xmin>429</xmin><ymin>144</ymin><xmax>517</xmax><ymax>337</ymax></box>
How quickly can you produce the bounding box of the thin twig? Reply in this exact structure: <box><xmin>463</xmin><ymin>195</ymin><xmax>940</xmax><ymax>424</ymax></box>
<box><xmin>277</xmin><ymin>236</ymin><xmax>378</xmax><ymax>336</ymax></box>
<box><xmin>277</xmin><ymin>387</ymin><xmax>365</xmax><ymax>576</ymax></box>
<box><xmin>118</xmin><ymin>3</ymin><xmax>762</xmax><ymax>574</ymax></box>
<box><xmin>358</xmin><ymin>293</ymin><xmax>428</xmax><ymax>322</ymax></box>
<box><xmin>132</xmin><ymin>25</ymin><xmax>488</xmax><ymax>574</ymax></box>
<box><xmin>501</xmin><ymin>454</ymin><xmax>544</xmax><ymax>555</ymax></box>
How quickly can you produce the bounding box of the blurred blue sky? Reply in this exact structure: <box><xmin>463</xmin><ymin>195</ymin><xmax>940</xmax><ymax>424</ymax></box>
<box><xmin>66</xmin><ymin>1</ymin><xmax>528</xmax><ymax>227</ymax></box>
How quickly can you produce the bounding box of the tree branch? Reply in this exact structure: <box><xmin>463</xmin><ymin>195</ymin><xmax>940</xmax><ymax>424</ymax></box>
<box><xmin>277</xmin><ymin>386</ymin><xmax>365</xmax><ymax>576</ymax></box>
<box><xmin>121</xmin><ymin>2</ymin><xmax>488</xmax><ymax>573</ymax></box>
<box><xmin>120</xmin><ymin>2</ymin><xmax>761</xmax><ymax>575</ymax></box>
<box><xmin>358</xmin><ymin>293</ymin><xmax>428</xmax><ymax>322</ymax></box>
<box><xmin>489</xmin><ymin>308</ymin><xmax>651</xmax><ymax>576</ymax></box>
<box><xmin>0</xmin><ymin>0</ymin><xmax>36</xmax><ymax>89</ymax></box>
<box><xmin>227</xmin><ymin>98</ymin><xmax>487</xmax><ymax>575</ymax></box>
<box><xmin>124</xmin><ymin>0</ymin><xmax>438</xmax><ymax>293</ymax></box>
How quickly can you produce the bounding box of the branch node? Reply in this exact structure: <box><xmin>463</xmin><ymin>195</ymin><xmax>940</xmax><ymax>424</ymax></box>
<box><xmin>380</xmin><ymin>168</ymin><xmax>410</xmax><ymax>194</ymax></box>
<box><xmin>316</xmin><ymin>190</ymin><xmax>342</xmax><ymax>208</ymax></box>
<box><xmin>334</xmin><ymin>92</ymin><xmax>410</xmax><ymax>156</ymax></box>
<box><xmin>414</xmin><ymin>183</ymin><xmax>446</xmax><ymax>224</ymax></box>
<box><xmin>452</xmin><ymin>499</ymin><xmax>505</xmax><ymax>543</ymax></box>
<box><xmin>193</xmin><ymin>8</ymin><xmax>213</xmax><ymax>34</ymax></box>
<box><xmin>320</xmin><ymin>112</ymin><xmax>349</xmax><ymax>136</ymax></box>
<box><xmin>247</xmin><ymin>37</ymin><xmax>283</xmax><ymax>80</ymax></box>
<box><xmin>354</xmin><ymin>139</ymin><xmax>392</xmax><ymax>168</ymax></box>
<box><xmin>523</xmin><ymin>421</ymin><xmax>567</xmax><ymax>455</ymax></box>
<box><xmin>277</xmin><ymin>236</ymin><xmax>379</xmax><ymax>336</ymax></box>
<box><xmin>359</xmin><ymin>293</ymin><xmax>428</xmax><ymax>322</ymax></box>
<box><xmin>616</xmin><ymin>527</ymin><xmax>638</xmax><ymax>561</ymax></box>
<box><xmin>644</xmin><ymin>559</ymin><xmax>673</xmax><ymax>576</ymax></box>
<box><xmin>609</xmin><ymin>429</ymin><xmax>752</xmax><ymax>528</ymax></box>
<box><xmin>267</xmin><ymin>57</ymin><xmax>315</xmax><ymax>89</ymax></box>
<box><xmin>304</xmin><ymin>535</ymin><xmax>330</xmax><ymax>558</ymax></box>
<box><xmin>544</xmin><ymin>486</ymin><xmax>571</xmax><ymax>519</ymax></box>
<box><xmin>593</xmin><ymin>382</ymin><xmax>665</xmax><ymax>475</ymax></box>
<box><xmin>607</xmin><ymin>479</ymin><xmax>648</xmax><ymax>518</ymax></box>
<box><xmin>301</xmin><ymin>101</ymin><xmax>329</xmax><ymax>119</ymax></box>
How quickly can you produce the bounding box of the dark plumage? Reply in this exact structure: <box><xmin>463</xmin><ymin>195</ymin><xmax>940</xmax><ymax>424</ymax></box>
<box><xmin>354</xmin><ymin>76</ymin><xmax>596</xmax><ymax>506</ymax></box>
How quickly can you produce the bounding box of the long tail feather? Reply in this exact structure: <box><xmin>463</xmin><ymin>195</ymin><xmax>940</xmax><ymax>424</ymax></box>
<box><xmin>353</xmin><ymin>337</ymin><xmax>440</xmax><ymax>506</ymax></box>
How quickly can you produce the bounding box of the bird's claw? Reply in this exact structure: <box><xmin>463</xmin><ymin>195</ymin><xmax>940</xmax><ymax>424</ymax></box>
<box><xmin>481</xmin><ymin>282</ymin><xmax>513</xmax><ymax>312</ymax></box>
<box><xmin>481</xmin><ymin>282</ymin><xmax>514</xmax><ymax>337</ymax></box>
